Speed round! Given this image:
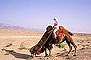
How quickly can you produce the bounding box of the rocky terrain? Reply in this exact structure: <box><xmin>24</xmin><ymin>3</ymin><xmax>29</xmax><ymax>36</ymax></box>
<box><xmin>0</xmin><ymin>29</ymin><xmax>91</xmax><ymax>60</ymax></box>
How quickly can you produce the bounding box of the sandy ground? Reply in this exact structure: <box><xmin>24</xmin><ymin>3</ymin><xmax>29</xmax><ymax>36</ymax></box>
<box><xmin>0</xmin><ymin>29</ymin><xmax>91</xmax><ymax>60</ymax></box>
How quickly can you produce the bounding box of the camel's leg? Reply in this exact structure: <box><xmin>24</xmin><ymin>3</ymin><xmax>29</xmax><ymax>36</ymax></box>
<box><xmin>44</xmin><ymin>48</ymin><xmax>48</xmax><ymax>57</ymax></box>
<box><xmin>70</xmin><ymin>40</ymin><xmax>77</xmax><ymax>56</ymax></box>
<box><xmin>66</xmin><ymin>40</ymin><xmax>72</xmax><ymax>56</ymax></box>
<box><xmin>48</xmin><ymin>45</ymin><xmax>53</xmax><ymax>56</ymax></box>
<box><xmin>67</xmin><ymin>36</ymin><xmax>77</xmax><ymax>56</ymax></box>
<box><xmin>49</xmin><ymin>49</ymin><xmax>52</xmax><ymax>56</ymax></box>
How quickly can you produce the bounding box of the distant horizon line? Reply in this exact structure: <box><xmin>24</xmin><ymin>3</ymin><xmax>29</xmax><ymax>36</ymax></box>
<box><xmin>0</xmin><ymin>22</ymin><xmax>91</xmax><ymax>34</ymax></box>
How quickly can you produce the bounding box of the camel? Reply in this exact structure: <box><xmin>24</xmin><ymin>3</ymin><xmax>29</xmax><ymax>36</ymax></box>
<box><xmin>29</xmin><ymin>25</ymin><xmax>77</xmax><ymax>58</ymax></box>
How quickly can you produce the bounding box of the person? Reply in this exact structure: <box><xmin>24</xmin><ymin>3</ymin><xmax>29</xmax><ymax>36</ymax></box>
<box><xmin>53</xmin><ymin>17</ymin><xmax>59</xmax><ymax>37</ymax></box>
<box><xmin>54</xmin><ymin>17</ymin><xmax>59</xmax><ymax>27</ymax></box>
<box><xmin>53</xmin><ymin>17</ymin><xmax>73</xmax><ymax>40</ymax></box>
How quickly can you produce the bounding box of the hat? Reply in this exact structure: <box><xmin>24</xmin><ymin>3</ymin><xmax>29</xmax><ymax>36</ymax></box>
<box><xmin>54</xmin><ymin>17</ymin><xmax>58</xmax><ymax>20</ymax></box>
<box><xmin>54</xmin><ymin>17</ymin><xmax>58</xmax><ymax>22</ymax></box>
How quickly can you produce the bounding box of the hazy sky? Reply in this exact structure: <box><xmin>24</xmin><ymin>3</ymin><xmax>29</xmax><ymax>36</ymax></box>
<box><xmin>0</xmin><ymin>0</ymin><xmax>91</xmax><ymax>33</ymax></box>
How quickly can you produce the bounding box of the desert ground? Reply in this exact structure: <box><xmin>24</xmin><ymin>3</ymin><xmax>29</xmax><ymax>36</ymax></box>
<box><xmin>0</xmin><ymin>29</ymin><xmax>91</xmax><ymax>60</ymax></box>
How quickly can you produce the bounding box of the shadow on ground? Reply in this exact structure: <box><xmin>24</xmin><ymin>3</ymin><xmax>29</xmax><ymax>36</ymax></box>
<box><xmin>2</xmin><ymin>49</ymin><xmax>31</xmax><ymax>59</ymax></box>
